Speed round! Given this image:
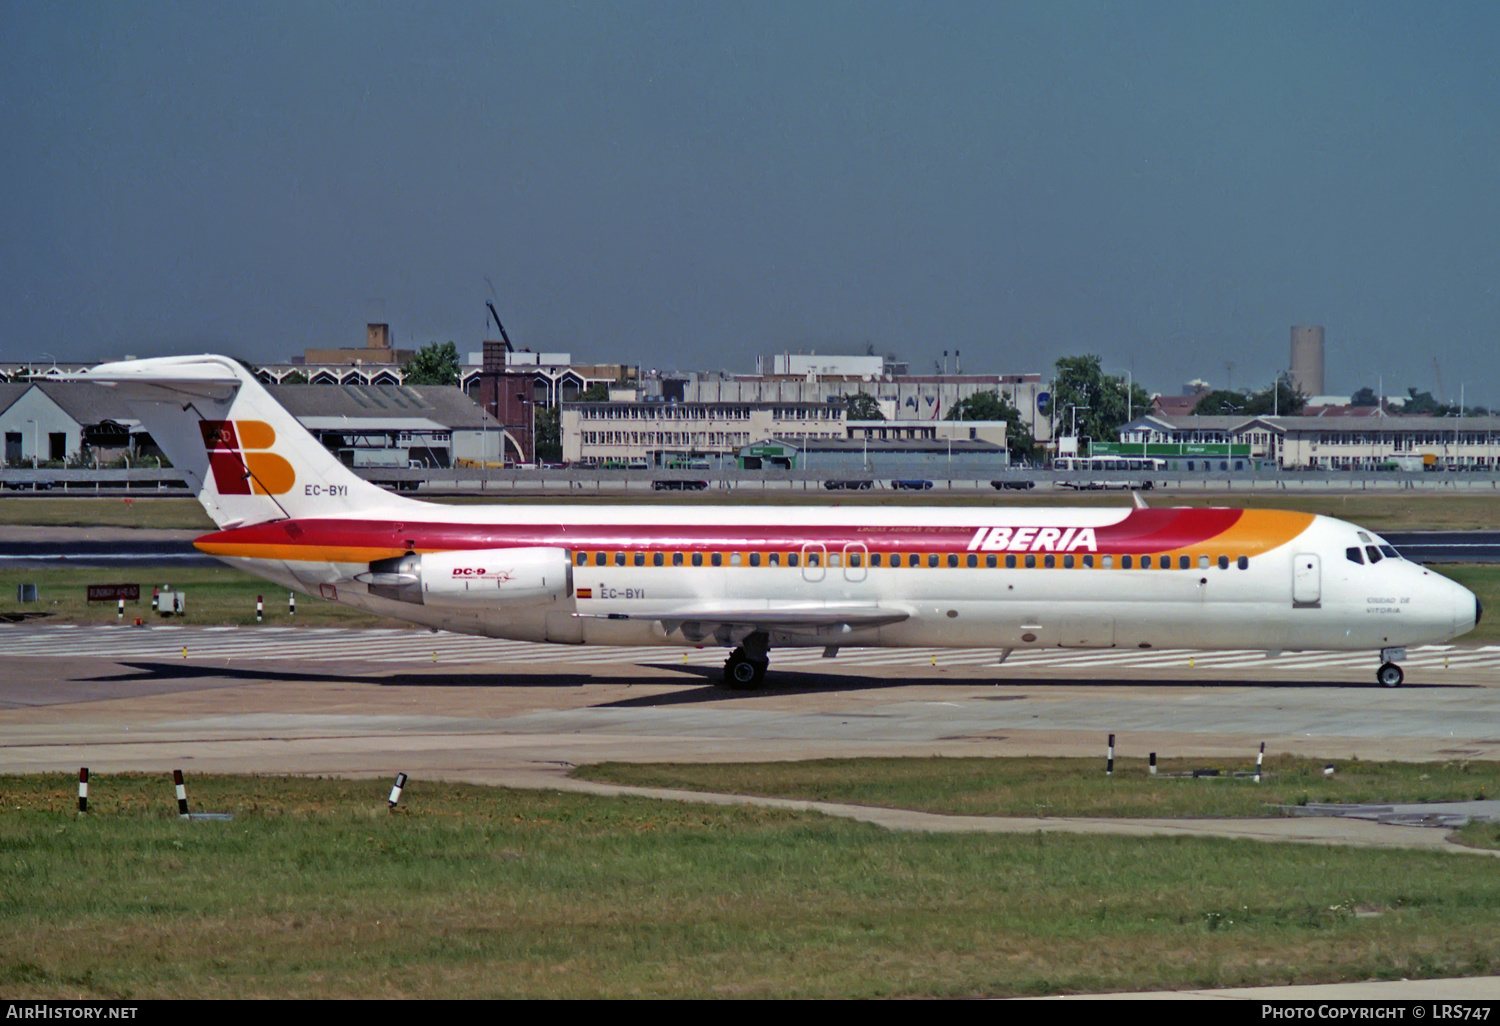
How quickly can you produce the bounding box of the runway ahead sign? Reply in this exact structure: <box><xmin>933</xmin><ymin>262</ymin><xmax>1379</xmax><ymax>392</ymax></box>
<box><xmin>86</xmin><ymin>584</ymin><xmax>140</xmax><ymax>603</ymax></box>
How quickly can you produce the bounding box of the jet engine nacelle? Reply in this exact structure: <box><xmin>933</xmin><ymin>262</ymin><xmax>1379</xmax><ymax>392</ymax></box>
<box><xmin>357</xmin><ymin>547</ymin><xmax>573</xmax><ymax>607</ymax></box>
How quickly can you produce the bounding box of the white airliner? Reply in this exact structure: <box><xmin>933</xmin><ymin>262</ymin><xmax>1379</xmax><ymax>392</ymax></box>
<box><xmin>82</xmin><ymin>355</ymin><xmax>1479</xmax><ymax>688</ymax></box>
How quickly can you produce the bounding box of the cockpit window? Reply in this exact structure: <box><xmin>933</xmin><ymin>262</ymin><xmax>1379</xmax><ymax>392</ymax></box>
<box><xmin>1346</xmin><ymin>547</ymin><xmax>1365</xmax><ymax>565</ymax></box>
<box><xmin>1357</xmin><ymin>531</ymin><xmax>1372</xmax><ymax>543</ymax></box>
<box><xmin>1379</xmin><ymin>545</ymin><xmax>1399</xmax><ymax>559</ymax></box>
<box><xmin>1365</xmin><ymin>545</ymin><xmax>1383</xmax><ymax>564</ymax></box>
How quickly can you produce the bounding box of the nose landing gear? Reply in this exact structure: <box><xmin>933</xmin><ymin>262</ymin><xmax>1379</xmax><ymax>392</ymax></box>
<box><xmin>1377</xmin><ymin>647</ymin><xmax>1407</xmax><ymax>687</ymax></box>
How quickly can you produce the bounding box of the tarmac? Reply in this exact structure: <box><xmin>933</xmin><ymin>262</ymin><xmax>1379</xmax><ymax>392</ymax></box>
<box><xmin>4</xmin><ymin>625</ymin><xmax>1500</xmax><ymax>999</ymax></box>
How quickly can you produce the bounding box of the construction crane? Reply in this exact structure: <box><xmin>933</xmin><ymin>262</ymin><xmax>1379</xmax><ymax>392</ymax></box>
<box><xmin>486</xmin><ymin>301</ymin><xmax>515</xmax><ymax>354</ymax></box>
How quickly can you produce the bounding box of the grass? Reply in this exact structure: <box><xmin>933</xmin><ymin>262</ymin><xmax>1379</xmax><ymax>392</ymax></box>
<box><xmin>0</xmin><ymin>497</ymin><xmax>214</xmax><ymax>530</ymax></box>
<box><xmin>0</xmin><ymin>565</ymin><xmax>395</xmax><ymax>628</ymax></box>
<box><xmin>6</xmin><ymin>490</ymin><xmax>1500</xmax><ymax>530</ymax></box>
<box><xmin>575</xmin><ymin>756</ymin><xmax>1500</xmax><ymax>820</ymax></box>
<box><xmin>3</xmin><ymin>773</ymin><xmax>1500</xmax><ymax>998</ymax></box>
<box><xmin>1453</xmin><ymin>821</ymin><xmax>1500</xmax><ymax>851</ymax></box>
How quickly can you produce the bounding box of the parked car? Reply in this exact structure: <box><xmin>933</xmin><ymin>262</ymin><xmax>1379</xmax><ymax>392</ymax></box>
<box><xmin>653</xmin><ymin>479</ymin><xmax>709</xmax><ymax>491</ymax></box>
<box><xmin>823</xmin><ymin>479</ymin><xmax>874</xmax><ymax>491</ymax></box>
<box><xmin>891</xmin><ymin>479</ymin><xmax>933</xmax><ymax>491</ymax></box>
<box><xmin>991</xmin><ymin>479</ymin><xmax>1036</xmax><ymax>490</ymax></box>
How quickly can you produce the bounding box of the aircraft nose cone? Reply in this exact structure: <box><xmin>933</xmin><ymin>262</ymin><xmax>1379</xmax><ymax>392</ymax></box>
<box><xmin>1454</xmin><ymin>583</ymin><xmax>1481</xmax><ymax>637</ymax></box>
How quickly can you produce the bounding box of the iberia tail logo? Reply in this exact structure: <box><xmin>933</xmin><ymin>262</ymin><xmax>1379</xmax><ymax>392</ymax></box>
<box><xmin>200</xmin><ymin>420</ymin><xmax>295</xmax><ymax>496</ymax></box>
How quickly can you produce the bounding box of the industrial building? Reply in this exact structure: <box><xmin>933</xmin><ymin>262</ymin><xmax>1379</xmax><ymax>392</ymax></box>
<box><xmin>1118</xmin><ymin>412</ymin><xmax>1500</xmax><ymax>470</ymax></box>
<box><xmin>0</xmin><ymin>379</ymin><xmax>502</xmax><ymax>471</ymax></box>
<box><xmin>0</xmin><ymin>382</ymin><xmax>141</xmax><ymax>465</ymax></box>
<box><xmin>561</xmin><ymin>400</ymin><xmax>847</xmax><ymax>467</ymax></box>
<box><xmin>736</xmin><ymin>436</ymin><xmax>1008</xmax><ymax>477</ymax></box>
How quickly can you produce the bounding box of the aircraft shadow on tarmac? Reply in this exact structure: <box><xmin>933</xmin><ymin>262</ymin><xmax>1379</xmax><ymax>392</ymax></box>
<box><xmin>588</xmin><ymin>663</ymin><xmax>1477</xmax><ymax>708</ymax></box>
<box><xmin>86</xmin><ymin>661</ymin><xmax>609</xmax><ymax>689</ymax></box>
<box><xmin>76</xmin><ymin>660</ymin><xmax>1478</xmax><ymax>708</ymax></box>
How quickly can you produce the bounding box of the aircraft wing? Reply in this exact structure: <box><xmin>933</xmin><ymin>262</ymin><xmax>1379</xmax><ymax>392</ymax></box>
<box><xmin>580</xmin><ymin>604</ymin><xmax>909</xmax><ymax>645</ymax></box>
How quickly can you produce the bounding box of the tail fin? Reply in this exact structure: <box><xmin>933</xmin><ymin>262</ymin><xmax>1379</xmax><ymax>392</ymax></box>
<box><xmin>81</xmin><ymin>355</ymin><xmax>419</xmax><ymax>528</ymax></box>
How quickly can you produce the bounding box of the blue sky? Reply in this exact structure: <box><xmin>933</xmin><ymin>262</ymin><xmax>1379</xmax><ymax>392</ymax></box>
<box><xmin>3</xmin><ymin>1</ymin><xmax>1497</xmax><ymax>399</ymax></box>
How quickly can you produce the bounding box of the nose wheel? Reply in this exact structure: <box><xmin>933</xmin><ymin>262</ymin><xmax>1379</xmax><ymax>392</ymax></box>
<box><xmin>1377</xmin><ymin>662</ymin><xmax>1404</xmax><ymax>688</ymax></box>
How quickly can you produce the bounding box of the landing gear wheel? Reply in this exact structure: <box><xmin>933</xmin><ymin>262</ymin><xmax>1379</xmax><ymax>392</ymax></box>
<box><xmin>1377</xmin><ymin>662</ymin><xmax>1404</xmax><ymax>688</ymax></box>
<box><xmin>723</xmin><ymin>652</ymin><xmax>768</xmax><ymax>689</ymax></box>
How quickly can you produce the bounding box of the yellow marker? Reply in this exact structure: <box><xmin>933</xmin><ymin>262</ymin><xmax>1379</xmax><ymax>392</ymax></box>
<box><xmin>1188</xmin><ymin>657</ymin><xmax>1195</xmax><ymax>668</ymax></box>
<box><xmin>682</xmin><ymin>652</ymin><xmax>687</xmax><ymax>663</ymax></box>
<box><xmin>182</xmin><ymin>646</ymin><xmax>187</xmax><ymax>659</ymax></box>
<box><xmin>432</xmin><ymin>651</ymin><xmax>437</xmax><ymax>663</ymax></box>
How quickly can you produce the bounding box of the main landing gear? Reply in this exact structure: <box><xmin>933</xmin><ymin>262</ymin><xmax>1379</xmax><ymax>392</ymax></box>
<box><xmin>723</xmin><ymin>632</ymin><xmax>770</xmax><ymax>688</ymax></box>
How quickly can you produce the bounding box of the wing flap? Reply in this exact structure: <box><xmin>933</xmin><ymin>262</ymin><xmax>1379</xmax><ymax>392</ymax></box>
<box><xmin>578</xmin><ymin>604</ymin><xmax>909</xmax><ymax>644</ymax></box>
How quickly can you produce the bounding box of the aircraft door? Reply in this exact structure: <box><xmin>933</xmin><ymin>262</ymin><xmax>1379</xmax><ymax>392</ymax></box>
<box><xmin>843</xmin><ymin>543</ymin><xmax>868</xmax><ymax>583</ymax></box>
<box><xmin>1293</xmin><ymin>553</ymin><xmax>1321</xmax><ymax>607</ymax></box>
<box><xmin>801</xmin><ymin>543</ymin><xmax>827</xmax><ymax>583</ymax></box>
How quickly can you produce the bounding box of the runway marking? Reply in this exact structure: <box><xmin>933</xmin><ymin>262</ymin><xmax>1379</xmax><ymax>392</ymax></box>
<box><xmin>4</xmin><ymin>625</ymin><xmax>1500</xmax><ymax>679</ymax></box>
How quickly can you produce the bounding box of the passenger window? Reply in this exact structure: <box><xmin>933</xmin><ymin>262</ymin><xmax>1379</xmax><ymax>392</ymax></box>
<box><xmin>1179</xmin><ymin>555</ymin><xmax>1190</xmax><ymax>569</ymax></box>
<box><xmin>1121</xmin><ymin>556</ymin><xmax>1133</xmax><ymax>569</ymax></box>
<box><xmin>986</xmin><ymin>554</ymin><xmax>997</xmax><ymax>568</ymax></box>
<box><xmin>576</xmin><ymin>552</ymin><xmax>588</xmax><ymax>566</ymax></box>
<box><xmin>749</xmin><ymin>553</ymin><xmax>761</xmax><ymax>567</ymax></box>
<box><xmin>1347</xmin><ymin>547</ymin><xmax>1364</xmax><ymax>565</ymax></box>
<box><xmin>1005</xmin><ymin>554</ymin><xmax>1017</xmax><ymax>569</ymax></box>
<box><xmin>634</xmin><ymin>552</ymin><xmax>645</xmax><ymax>567</ymax></box>
<box><xmin>672</xmin><ymin>552</ymin><xmax>683</xmax><ymax>566</ymax></box>
<box><xmin>910</xmin><ymin>554</ymin><xmax>922</xmax><ymax>567</ymax></box>
<box><xmin>711</xmin><ymin>552</ymin><xmax>723</xmax><ymax>567</ymax></box>
<box><xmin>948</xmin><ymin>554</ymin><xmax>959</xmax><ymax>568</ymax></box>
<box><xmin>595</xmin><ymin>552</ymin><xmax>607</xmax><ymax>566</ymax></box>
<box><xmin>731</xmin><ymin>552</ymin><xmax>743</xmax><ymax>566</ymax></box>
<box><xmin>1083</xmin><ymin>554</ymin><xmax>1095</xmax><ymax>568</ymax></box>
<box><xmin>768</xmin><ymin>552</ymin><xmax>781</xmax><ymax>566</ymax></box>
<box><xmin>927</xmin><ymin>554</ymin><xmax>939</xmax><ymax>568</ymax></box>
<box><xmin>1217</xmin><ymin>555</ymin><xmax>1229</xmax><ymax>570</ymax></box>
<box><xmin>1102</xmin><ymin>555</ymin><xmax>1114</xmax><ymax>568</ymax></box>
<box><xmin>1198</xmin><ymin>555</ymin><xmax>1210</xmax><ymax>569</ymax></box>
<box><xmin>1237</xmin><ymin>556</ymin><xmax>1249</xmax><ymax>570</ymax></box>
<box><xmin>1140</xmin><ymin>555</ymin><xmax>1152</xmax><ymax>569</ymax></box>
<box><xmin>1063</xmin><ymin>554</ymin><xmax>1074</xmax><ymax>569</ymax></box>
<box><xmin>692</xmin><ymin>552</ymin><xmax>703</xmax><ymax>567</ymax></box>
<box><xmin>787</xmin><ymin>553</ymin><xmax>798</xmax><ymax>567</ymax></box>
<box><xmin>1043</xmin><ymin>554</ymin><xmax>1055</xmax><ymax>568</ymax></box>
<box><xmin>848</xmin><ymin>553</ymin><xmax>860</xmax><ymax>567</ymax></box>
<box><xmin>1024</xmin><ymin>554</ymin><xmax>1036</xmax><ymax>569</ymax></box>
<box><xmin>966</xmin><ymin>554</ymin><xmax>978</xmax><ymax>568</ymax></box>
<box><xmin>871</xmin><ymin>553</ymin><xmax>882</xmax><ymax>567</ymax></box>
<box><xmin>1365</xmin><ymin>546</ymin><xmax>1382</xmax><ymax>564</ymax></box>
<box><xmin>615</xmin><ymin>552</ymin><xmax>626</xmax><ymax>566</ymax></box>
<box><xmin>807</xmin><ymin>553</ymin><xmax>819</xmax><ymax>567</ymax></box>
<box><xmin>829</xmin><ymin>553</ymin><xmax>842</xmax><ymax>568</ymax></box>
<box><xmin>653</xmin><ymin>552</ymin><xmax>664</xmax><ymax>567</ymax></box>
